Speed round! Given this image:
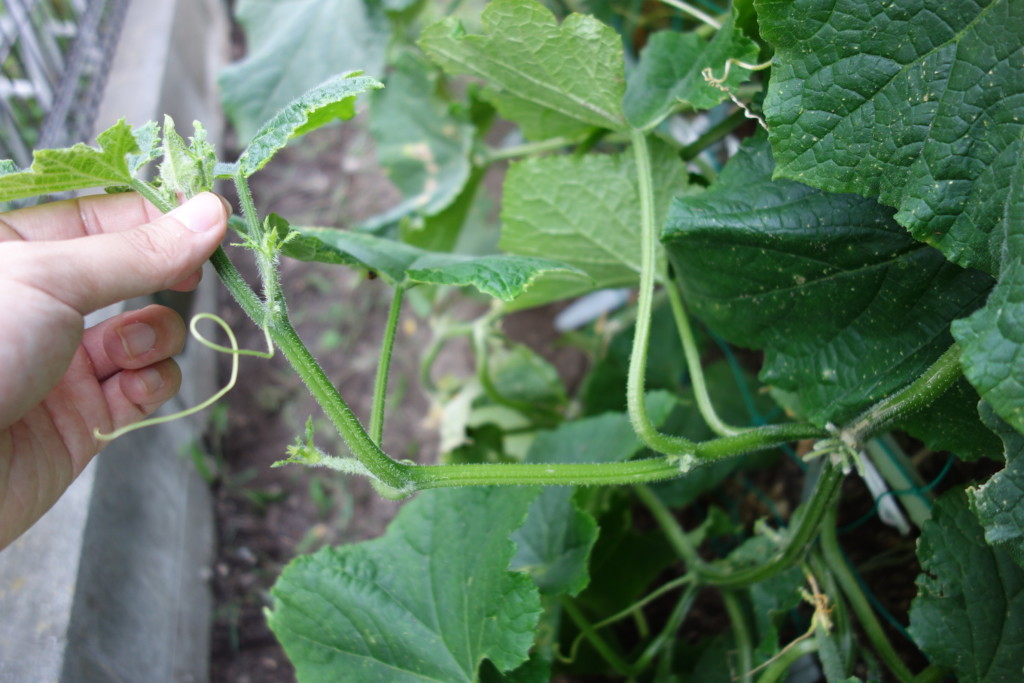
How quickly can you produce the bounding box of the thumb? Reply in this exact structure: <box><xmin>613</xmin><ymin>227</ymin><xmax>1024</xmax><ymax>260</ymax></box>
<box><xmin>17</xmin><ymin>192</ymin><xmax>228</xmax><ymax>314</ymax></box>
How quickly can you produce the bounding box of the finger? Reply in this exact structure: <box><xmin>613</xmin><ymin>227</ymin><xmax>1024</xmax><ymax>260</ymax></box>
<box><xmin>81</xmin><ymin>304</ymin><xmax>186</xmax><ymax>381</ymax></box>
<box><xmin>169</xmin><ymin>267</ymin><xmax>203</xmax><ymax>292</ymax></box>
<box><xmin>0</xmin><ymin>191</ymin><xmax>163</xmax><ymax>242</ymax></box>
<box><xmin>100</xmin><ymin>358</ymin><xmax>183</xmax><ymax>433</ymax></box>
<box><xmin>4</xmin><ymin>192</ymin><xmax>228</xmax><ymax>314</ymax></box>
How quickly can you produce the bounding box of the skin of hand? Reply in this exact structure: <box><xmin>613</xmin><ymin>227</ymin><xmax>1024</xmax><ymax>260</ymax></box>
<box><xmin>0</xmin><ymin>191</ymin><xmax>229</xmax><ymax>550</ymax></box>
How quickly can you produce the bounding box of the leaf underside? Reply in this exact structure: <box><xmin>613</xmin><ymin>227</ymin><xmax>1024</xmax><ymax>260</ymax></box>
<box><xmin>419</xmin><ymin>0</ymin><xmax>627</xmax><ymax>140</ymax></box>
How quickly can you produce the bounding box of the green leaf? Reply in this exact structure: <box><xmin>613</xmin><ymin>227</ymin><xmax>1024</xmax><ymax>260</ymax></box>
<box><xmin>220</xmin><ymin>0</ymin><xmax>388</xmax><ymax>142</ymax></box>
<box><xmin>759</xmin><ymin>0</ymin><xmax>1024</xmax><ymax>432</ymax></box>
<box><xmin>487</xmin><ymin>343</ymin><xmax>567</xmax><ymax>411</ymax></box>
<box><xmin>0</xmin><ymin>120</ymin><xmax>151</xmax><ymax>202</ymax></box>
<box><xmin>500</xmin><ymin>141</ymin><xmax>687</xmax><ymax>309</ymax></box>
<box><xmin>952</xmin><ymin>152</ymin><xmax>1024</xmax><ymax>432</ymax></box>
<box><xmin>369</xmin><ymin>49</ymin><xmax>476</xmax><ymax>221</ymax></box>
<box><xmin>278</xmin><ymin>221</ymin><xmax>584</xmax><ymax>301</ymax></box>
<box><xmin>267</xmin><ymin>487</ymin><xmax>543</xmax><ymax>681</ymax></box>
<box><xmin>759</xmin><ymin>0</ymin><xmax>1024</xmax><ymax>276</ymax></box>
<box><xmin>909</xmin><ymin>490</ymin><xmax>1024</xmax><ymax>682</ymax></box>
<box><xmin>663</xmin><ymin>138</ymin><xmax>993</xmax><ymax>424</ymax></box>
<box><xmin>419</xmin><ymin>0</ymin><xmax>627</xmax><ymax>140</ymax></box>
<box><xmin>231</xmin><ymin>72</ymin><xmax>383</xmax><ymax>178</ymax></box>
<box><xmin>509</xmin><ymin>395</ymin><xmax>675</xmax><ymax>596</ymax></box>
<box><xmin>623</xmin><ymin>12</ymin><xmax>758</xmax><ymax>130</ymax></box>
<box><xmin>969</xmin><ymin>403</ymin><xmax>1024</xmax><ymax>568</ymax></box>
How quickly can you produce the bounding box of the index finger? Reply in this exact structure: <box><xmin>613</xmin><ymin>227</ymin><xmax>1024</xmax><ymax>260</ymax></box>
<box><xmin>0</xmin><ymin>191</ymin><xmax>164</xmax><ymax>243</ymax></box>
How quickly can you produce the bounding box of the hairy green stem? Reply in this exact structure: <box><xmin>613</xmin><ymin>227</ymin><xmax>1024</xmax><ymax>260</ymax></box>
<box><xmin>847</xmin><ymin>344</ymin><xmax>962</xmax><ymax>441</ymax></box>
<box><xmin>370</xmin><ymin>285</ymin><xmax>405</xmax><ymax>445</ymax></box>
<box><xmin>271</xmin><ymin>314</ymin><xmax>413</xmax><ymax>491</ymax></box>
<box><xmin>627</xmin><ymin>130</ymin><xmax>696</xmax><ymax>455</ymax></box>
<box><xmin>820</xmin><ymin>507</ymin><xmax>913</xmax><ymax>682</ymax></box>
<box><xmin>664</xmin><ymin>275</ymin><xmax>742</xmax><ymax>436</ymax></box>
<box><xmin>638</xmin><ymin>461</ymin><xmax>844</xmax><ymax>588</ymax></box>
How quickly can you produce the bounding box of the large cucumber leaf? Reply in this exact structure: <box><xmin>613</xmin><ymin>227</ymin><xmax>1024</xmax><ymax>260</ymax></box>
<box><xmin>419</xmin><ymin>0</ymin><xmax>627</xmax><ymax>140</ymax></box>
<box><xmin>757</xmin><ymin>0</ymin><xmax>1024</xmax><ymax>432</ymax></box>
<box><xmin>499</xmin><ymin>141</ymin><xmax>687</xmax><ymax>309</ymax></box>
<box><xmin>220</xmin><ymin>0</ymin><xmax>388</xmax><ymax>142</ymax></box>
<box><xmin>275</xmin><ymin>218</ymin><xmax>584</xmax><ymax>301</ymax></box>
<box><xmin>622</xmin><ymin>11</ymin><xmax>758</xmax><ymax>130</ymax></box>
<box><xmin>0</xmin><ymin>120</ymin><xmax>158</xmax><ymax>201</ymax></box>
<box><xmin>662</xmin><ymin>138</ymin><xmax>993</xmax><ymax>424</ymax></box>
<box><xmin>909</xmin><ymin>490</ymin><xmax>1024</xmax><ymax>682</ymax></box>
<box><xmin>268</xmin><ymin>487</ymin><xmax>542</xmax><ymax>681</ymax></box>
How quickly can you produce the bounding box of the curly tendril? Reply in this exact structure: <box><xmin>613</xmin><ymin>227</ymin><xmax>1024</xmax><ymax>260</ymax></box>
<box><xmin>93</xmin><ymin>312</ymin><xmax>273</xmax><ymax>442</ymax></box>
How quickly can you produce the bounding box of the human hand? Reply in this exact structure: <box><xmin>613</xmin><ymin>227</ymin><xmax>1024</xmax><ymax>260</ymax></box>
<box><xmin>0</xmin><ymin>191</ymin><xmax>229</xmax><ymax>549</ymax></box>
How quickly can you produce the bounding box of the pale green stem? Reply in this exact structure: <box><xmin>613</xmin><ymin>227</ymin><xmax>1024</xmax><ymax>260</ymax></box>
<box><xmin>483</xmin><ymin>136</ymin><xmax>577</xmax><ymax>163</ymax></box>
<box><xmin>561</xmin><ymin>599</ymin><xmax>636</xmax><ymax>677</ymax></box>
<box><xmin>754</xmin><ymin>639</ymin><xmax>818</xmax><ymax>683</ymax></box>
<box><xmin>659</xmin><ymin>0</ymin><xmax>721</xmax><ymax>29</ymax></box>
<box><xmin>912</xmin><ymin>665</ymin><xmax>951</xmax><ymax>683</ymax></box>
<box><xmin>627</xmin><ymin>130</ymin><xmax>696</xmax><ymax>455</ymax></box>
<box><xmin>370</xmin><ymin>285</ymin><xmax>405</xmax><ymax>445</ymax></box>
<box><xmin>664</xmin><ymin>274</ymin><xmax>743</xmax><ymax>436</ymax></box>
<box><xmin>724</xmin><ymin>590</ymin><xmax>754</xmax><ymax>683</ymax></box>
<box><xmin>819</xmin><ymin>507</ymin><xmax>914</xmax><ymax>682</ymax></box>
<box><xmin>631</xmin><ymin>583</ymin><xmax>699</xmax><ymax>672</ymax></box>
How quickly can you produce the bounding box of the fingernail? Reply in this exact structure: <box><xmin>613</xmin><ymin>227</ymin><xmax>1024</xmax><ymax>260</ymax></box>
<box><xmin>134</xmin><ymin>367</ymin><xmax>165</xmax><ymax>394</ymax></box>
<box><xmin>168</xmin><ymin>193</ymin><xmax>222</xmax><ymax>233</ymax></box>
<box><xmin>118</xmin><ymin>322</ymin><xmax>156</xmax><ymax>359</ymax></box>
<box><xmin>217</xmin><ymin>194</ymin><xmax>234</xmax><ymax>217</ymax></box>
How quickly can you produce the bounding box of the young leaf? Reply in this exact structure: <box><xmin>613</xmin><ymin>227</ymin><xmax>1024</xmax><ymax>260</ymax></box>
<box><xmin>159</xmin><ymin>117</ymin><xmax>216</xmax><ymax>200</ymax></box>
<box><xmin>509</xmin><ymin>394</ymin><xmax>676</xmax><ymax>596</ymax></box>
<box><xmin>369</xmin><ymin>49</ymin><xmax>476</xmax><ymax>221</ymax></box>
<box><xmin>0</xmin><ymin>120</ymin><xmax>153</xmax><ymax>202</ymax></box>
<box><xmin>909</xmin><ymin>490</ymin><xmax>1024</xmax><ymax>682</ymax></box>
<box><xmin>231</xmin><ymin>72</ymin><xmax>383</xmax><ymax>178</ymax></box>
<box><xmin>267</xmin><ymin>487</ymin><xmax>543</xmax><ymax>681</ymax></box>
<box><xmin>219</xmin><ymin>0</ymin><xmax>388</xmax><ymax>142</ymax></box>
<box><xmin>275</xmin><ymin>221</ymin><xmax>585</xmax><ymax>301</ymax></box>
<box><xmin>662</xmin><ymin>137</ymin><xmax>993</xmax><ymax>424</ymax></box>
<box><xmin>623</xmin><ymin>12</ymin><xmax>758</xmax><ymax>130</ymax></box>
<box><xmin>969</xmin><ymin>403</ymin><xmax>1024</xmax><ymax>568</ymax></box>
<box><xmin>759</xmin><ymin>0</ymin><xmax>1024</xmax><ymax>276</ymax></box>
<box><xmin>419</xmin><ymin>0</ymin><xmax>627</xmax><ymax>140</ymax></box>
<box><xmin>500</xmin><ymin>141</ymin><xmax>687</xmax><ymax>309</ymax></box>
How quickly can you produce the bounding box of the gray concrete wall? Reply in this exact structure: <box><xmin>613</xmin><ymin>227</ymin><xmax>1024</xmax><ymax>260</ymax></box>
<box><xmin>0</xmin><ymin>1</ymin><xmax>229</xmax><ymax>681</ymax></box>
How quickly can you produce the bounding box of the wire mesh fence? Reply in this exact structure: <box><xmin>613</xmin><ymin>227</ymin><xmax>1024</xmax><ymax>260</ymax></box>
<box><xmin>0</xmin><ymin>0</ymin><xmax>129</xmax><ymax>172</ymax></box>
